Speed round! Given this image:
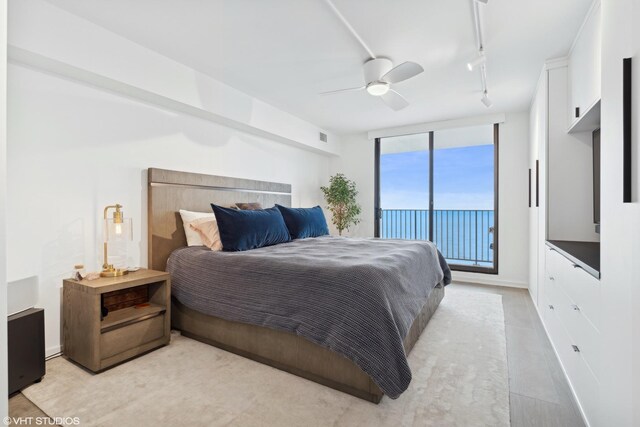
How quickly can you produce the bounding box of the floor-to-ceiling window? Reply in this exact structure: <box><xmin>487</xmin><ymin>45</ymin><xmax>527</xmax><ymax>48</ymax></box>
<box><xmin>375</xmin><ymin>124</ymin><xmax>498</xmax><ymax>273</ymax></box>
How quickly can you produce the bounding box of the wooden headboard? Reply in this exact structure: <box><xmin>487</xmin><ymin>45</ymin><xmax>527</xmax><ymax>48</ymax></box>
<box><xmin>147</xmin><ymin>168</ymin><xmax>292</xmax><ymax>271</ymax></box>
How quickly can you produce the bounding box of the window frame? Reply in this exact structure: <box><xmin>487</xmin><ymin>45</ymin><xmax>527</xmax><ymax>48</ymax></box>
<box><xmin>374</xmin><ymin>123</ymin><xmax>499</xmax><ymax>275</ymax></box>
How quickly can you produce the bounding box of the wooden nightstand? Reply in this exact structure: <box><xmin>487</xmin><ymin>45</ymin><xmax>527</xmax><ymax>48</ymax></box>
<box><xmin>63</xmin><ymin>269</ymin><xmax>171</xmax><ymax>372</ymax></box>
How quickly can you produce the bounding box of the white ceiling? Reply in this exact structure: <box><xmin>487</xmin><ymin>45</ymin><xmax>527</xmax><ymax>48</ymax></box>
<box><xmin>46</xmin><ymin>0</ymin><xmax>592</xmax><ymax>135</ymax></box>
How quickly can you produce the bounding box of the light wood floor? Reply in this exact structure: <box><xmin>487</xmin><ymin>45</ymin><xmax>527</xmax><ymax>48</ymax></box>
<box><xmin>9</xmin><ymin>282</ymin><xmax>585</xmax><ymax>426</ymax></box>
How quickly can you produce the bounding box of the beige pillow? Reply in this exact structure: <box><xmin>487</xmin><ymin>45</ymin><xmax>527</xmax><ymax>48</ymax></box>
<box><xmin>190</xmin><ymin>218</ymin><xmax>223</xmax><ymax>251</ymax></box>
<box><xmin>179</xmin><ymin>209</ymin><xmax>216</xmax><ymax>246</ymax></box>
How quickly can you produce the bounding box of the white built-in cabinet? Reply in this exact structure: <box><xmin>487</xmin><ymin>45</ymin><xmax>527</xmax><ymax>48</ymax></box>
<box><xmin>527</xmin><ymin>70</ymin><xmax>546</xmax><ymax>306</ymax></box>
<box><xmin>529</xmin><ymin>59</ymin><xmax>597</xmax><ymax>302</ymax></box>
<box><xmin>568</xmin><ymin>1</ymin><xmax>601</xmax><ymax>133</ymax></box>
<box><xmin>542</xmin><ymin>244</ymin><xmax>601</xmax><ymax>424</ymax></box>
<box><xmin>530</xmin><ymin>60</ymin><xmax>602</xmax><ymax>427</ymax></box>
<box><xmin>527</xmin><ymin>3</ymin><xmax>640</xmax><ymax>414</ymax></box>
<box><xmin>547</xmin><ymin>68</ymin><xmax>600</xmax><ymax>243</ymax></box>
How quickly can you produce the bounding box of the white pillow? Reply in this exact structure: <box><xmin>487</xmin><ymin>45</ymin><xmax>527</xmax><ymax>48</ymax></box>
<box><xmin>179</xmin><ymin>209</ymin><xmax>216</xmax><ymax>247</ymax></box>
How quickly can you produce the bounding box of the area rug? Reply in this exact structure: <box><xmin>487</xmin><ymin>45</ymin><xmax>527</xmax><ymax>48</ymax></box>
<box><xmin>23</xmin><ymin>288</ymin><xmax>509</xmax><ymax>426</ymax></box>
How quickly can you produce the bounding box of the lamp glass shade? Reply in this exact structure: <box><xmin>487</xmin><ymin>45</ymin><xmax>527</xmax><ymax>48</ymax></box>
<box><xmin>104</xmin><ymin>217</ymin><xmax>133</xmax><ymax>242</ymax></box>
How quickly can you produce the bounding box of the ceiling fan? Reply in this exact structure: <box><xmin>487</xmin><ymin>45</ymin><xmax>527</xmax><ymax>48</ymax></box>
<box><xmin>320</xmin><ymin>58</ymin><xmax>424</xmax><ymax>111</ymax></box>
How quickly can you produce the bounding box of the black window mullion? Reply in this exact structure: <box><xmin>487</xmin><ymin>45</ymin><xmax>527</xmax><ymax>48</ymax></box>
<box><xmin>374</xmin><ymin>138</ymin><xmax>381</xmax><ymax>237</ymax></box>
<box><xmin>428</xmin><ymin>131</ymin><xmax>434</xmax><ymax>242</ymax></box>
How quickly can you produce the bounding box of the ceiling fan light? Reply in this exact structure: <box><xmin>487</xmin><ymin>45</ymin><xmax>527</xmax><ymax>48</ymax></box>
<box><xmin>366</xmin><ymin>81</ymin><xmax>390</xmax><ymax>96</ymax></box>
<box><xmin>467</xmin><ymin>54</ymin><xmax>486</xmax><ymax>71</ymax></box>
<box><xmin>481</xmin><ymin>91</ymin><xmax>493</xmax><ymax>108</ymax></box>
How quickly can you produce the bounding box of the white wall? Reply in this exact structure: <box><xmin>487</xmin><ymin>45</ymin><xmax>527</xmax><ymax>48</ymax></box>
<box><xmin>327</xmin><ymin>133</ymin><xmax>375</xmax><ymax>237</ymax></box>
<box><xmin>331</xmin><ymin>113</ymin><xmax>530</xmax><ymax>288</ymax></box>
<box><xmin>7</xmin><ymin>63</ymin><xmax>331</xmax><ymax>356</ymax></box>
<box><xmin>471</xmin><ymin>112</ymin><xmax>529</xmax><ymax>288</ymax></box>
<box><xmin>7</xmin><ymin>1</ymin><xmax>334</xmax><ymax>356</ymax></box>
<box><xmin>0</xmin><ymin>0</ymin><xmax>8</xmax><ymax>419</ymax></box>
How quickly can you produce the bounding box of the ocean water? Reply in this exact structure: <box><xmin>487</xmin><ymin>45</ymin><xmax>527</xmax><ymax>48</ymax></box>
<box><xmin>380</xmin><ymin>209</ymin><xmax>495</xmax><ymax>264</ymax></box>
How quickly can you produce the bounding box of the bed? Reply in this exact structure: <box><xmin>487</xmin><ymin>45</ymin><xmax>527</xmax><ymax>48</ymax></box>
<box><xmin>147</xmin><ymin>168</ymin><xmax>449</xmax><ymax>403</ymax></box>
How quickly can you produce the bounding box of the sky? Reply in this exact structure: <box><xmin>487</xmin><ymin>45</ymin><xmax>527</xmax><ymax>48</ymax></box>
<box><xmin>380</xmin><ymin>144</ymin><xmax>494</xmax><ymax>210</ymax></box>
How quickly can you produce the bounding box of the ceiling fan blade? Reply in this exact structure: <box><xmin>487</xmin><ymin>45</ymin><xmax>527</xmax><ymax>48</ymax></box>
<box><xmin>380</xmin><ymin>89</ymin><xmax>409</xmax><ymax>111</ymax></box>
<box><xmin>381</xmin><ymin>61</ymin><xmax>424</xmax><ymax>84</ymax></box>
<box><xmin>319</xmin><ymin>86</ymin><xmax>365</xmax><ymax>95</ymax></box>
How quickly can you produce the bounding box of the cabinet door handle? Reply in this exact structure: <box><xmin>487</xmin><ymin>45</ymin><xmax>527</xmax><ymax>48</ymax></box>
<box><xmin>623</xmin><ymin>57</ymin><xmax>632</xmax><ymax>203</ymax></box>
<box><xmin>571</xmin><ymin>304</ymin><xmax>580</xmax><ymax>311</ymax></box>
<box><xmin>575</xmin><ymin>107</ymin><xmax>580</xmax><ymax>118</ymax></box>
<box><xmin>548</xmin><ymin>305</ymin><xmax>554</xmax><ymax>310</ymax></box>
<box><xmin>528</xmin><ymin>168</ymin><xmax>532</xmax><ymax>208</ymax></box>
<box><xmin>535</xmin><ymin>160</ymin><xmax>539</xmax><ymax>207</ymax></box>
<box><xmin>549</xmin><ymin>276</ymin><xmax>555</xmax><ymax>281</ymax></box>
<box><xmin>573</xmin><ymin>263</ymin><xmax>583</xmax><ymax>270</ymax></box>
<box><xmin>572</xmin><ymin>345</ymin><xmax>580</xmax><ymax>353</ymax></box>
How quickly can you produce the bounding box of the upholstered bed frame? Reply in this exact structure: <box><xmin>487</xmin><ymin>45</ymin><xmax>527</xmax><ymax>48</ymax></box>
<box><xmin>147</xmin><ymin>168</ymin><xmax>444</xmax><ymax>403</ymax></box>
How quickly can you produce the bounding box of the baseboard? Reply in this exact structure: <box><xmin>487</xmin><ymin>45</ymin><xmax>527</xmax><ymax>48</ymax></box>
<box><xmin>46</xmin><ymin>345</ymin><xmax>61</xmax><ymax>359</ymax></box>
<box><xmin>451</xmin><ymin>272</ymin><xmax>528</xmax><ymax>289</ymax></box>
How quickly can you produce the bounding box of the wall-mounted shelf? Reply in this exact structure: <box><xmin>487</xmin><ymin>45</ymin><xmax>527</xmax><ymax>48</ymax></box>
<box><xmin>568</xmin><ymin>99</ymin><xmax>601</xmax><ymax>133</ymax></box>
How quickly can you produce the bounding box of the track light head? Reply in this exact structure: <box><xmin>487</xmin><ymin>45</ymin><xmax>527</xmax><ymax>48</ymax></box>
<box><xmin>481</xmin><ymin>91</ymin><xmax>493</xmax><ymax>108</ymax></box>
<box><xmin>467</xmin><ymin>54</ymin><xmax>486</xmax><ymax>71</ymax></box>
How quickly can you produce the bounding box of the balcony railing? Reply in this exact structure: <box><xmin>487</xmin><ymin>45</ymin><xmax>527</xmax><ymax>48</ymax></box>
<box><xmin>380</xmin><ymin>209</ymin><xmax>495</xmax><ymax>265</ymax></box>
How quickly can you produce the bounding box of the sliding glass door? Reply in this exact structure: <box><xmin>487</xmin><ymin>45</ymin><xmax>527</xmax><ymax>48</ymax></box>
<box><xmin>376</xmin><ymin>133</ymin><xmax>431</xmax><ymax>240</ymax></box>
<box><xmin>375</xmin><ymin>124</ymin><xmax>498</xmax><ymax>273</ymax></box>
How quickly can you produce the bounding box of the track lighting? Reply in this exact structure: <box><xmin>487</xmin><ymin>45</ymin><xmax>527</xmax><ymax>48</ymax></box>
<box><xmin>481</xmin><ymin>91</ymin><xmax>493</xmax><ymax>108</ymax></box>
<box><xmin>467</xmin><ymin>54</ymin><xmax>486</xmax><ymax>71</ymax></box>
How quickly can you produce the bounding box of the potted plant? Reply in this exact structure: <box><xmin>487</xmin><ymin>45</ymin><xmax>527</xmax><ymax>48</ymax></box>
<box><xmin>321</xmin><ymin>173</ymin><xmax>361</xmax><ymax>236</ymax></box>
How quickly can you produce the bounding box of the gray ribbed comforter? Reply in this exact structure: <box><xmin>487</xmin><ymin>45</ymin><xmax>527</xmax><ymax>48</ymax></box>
<box><xmin>167</xmin><ymin>236</ymin><xmax>451</xmax><ymax>398</ymax></box>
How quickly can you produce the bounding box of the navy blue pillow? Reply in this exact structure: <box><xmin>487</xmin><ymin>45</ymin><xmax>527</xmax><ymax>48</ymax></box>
<box><xmin>275</xmin><ymin>205</ymin><xmax>330</xmax><ymax>239</ymax></box>
<box><xmin>211</xmin><ymin>204</ymin><xmax>291</xmax><ymax>251</ymax></box>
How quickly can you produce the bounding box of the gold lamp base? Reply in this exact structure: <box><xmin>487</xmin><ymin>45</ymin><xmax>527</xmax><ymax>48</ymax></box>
<box><xmin>100</xmin><ymin>268</ymin><xmax>129</xmax><ymax>278</ymax></box>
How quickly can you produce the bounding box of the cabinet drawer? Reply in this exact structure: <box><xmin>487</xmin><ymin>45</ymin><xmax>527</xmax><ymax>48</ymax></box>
<box><xmin>554</xmin><ymin>289</ymin><xmax>600</xmax><ymax>378</ymax></box>
<box><xmin>554</xmin><ymin>317</ymin><xmax>600</xmax><ymax>426</ymax></box>
<box><xmin>543</xmin><ymin>248</ymin><xmax>563</xmax><ymax>313</ymax></box>
<box><xmin>562</xmin><ymin>264</ymin><xmax>601</xmax><ymax>328</ymax></box>
<box><xmin>546</xmin><ymin>300</ymin><xmax>564</xmax><ymax>349</ymax></box>
<box><xmin>542</xmin><ymin>277</ymin><xmax>559</xmax><ymax>324</ymax></box>
<box><xmin>101</xmin><ymin>314</ymin><xmax>165</xmax><ymax>359</ymax></box>
<box><xmin>546</xmin><ymin>248</ymin><xmax>568</xmax><ymax>287</ymax></box>
<box><xmin>545</xmin><ymin>247</ymin><xmax>562</xmax><ymax>280</ymax></box>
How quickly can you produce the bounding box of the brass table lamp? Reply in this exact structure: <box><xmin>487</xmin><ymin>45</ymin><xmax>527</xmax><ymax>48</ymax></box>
<box><xmin>101</xmin><ymin>204</ymin><xmax>133</xmax><ymax>277</ymax></box>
